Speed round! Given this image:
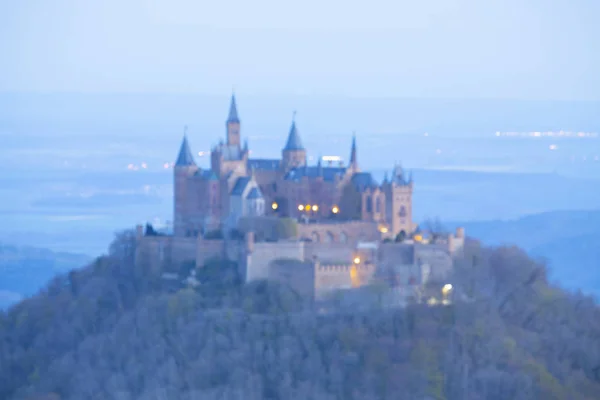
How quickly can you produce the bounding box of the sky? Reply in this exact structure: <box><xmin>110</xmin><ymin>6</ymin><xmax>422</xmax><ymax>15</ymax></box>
<box><xmin>1</xmin><ymin>0</ymin><xmax>599</xmax><ymax>100</ymax></box>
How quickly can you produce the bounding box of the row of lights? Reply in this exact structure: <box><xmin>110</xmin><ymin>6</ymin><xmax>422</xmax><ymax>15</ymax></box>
<box><xmin>270</xmin><ymin>202</ymin><xmax>340</xmax><ymax>214</ymax></box>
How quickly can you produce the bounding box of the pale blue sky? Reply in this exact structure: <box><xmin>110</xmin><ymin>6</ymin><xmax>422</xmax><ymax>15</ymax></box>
<box><xmin>1</xmin><ymin>0</ymin><xmax>599</xmax><ymax>99</ymax></box>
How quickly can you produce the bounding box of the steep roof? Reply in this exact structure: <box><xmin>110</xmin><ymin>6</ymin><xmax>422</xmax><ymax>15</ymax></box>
<box><xmin>231</xmin><ymin>176</ymin><xmax>251</xmax><ymax>196</ymax></box>
<box><xmin>246</xmin><ymin>187</ymin><xmax>263</xmax><ymax>200</ymax></box>
<box><xmin>351</xmin><ymin>172</ymin><xmax>379</xmax><ymax>192</ymax></box>
<box><xmin>175</xmin><ymin>135</ymin><xmax>196</xmax><ymax>167</ymax></box>
<box><xmin>227</xmin><ymin>94</ymin><xmax>240</xmax><ymax>123</ymax></box>
<box><xmin>284</xmin><ymin>166</ymin><xmax>346</xmax><ymax>183</ymax></box>
<box><xmin>248</xmin><ymin>158</ymin><xmax>280</xmax><ymax>171</ymax></box>
<box><xmin>194</xmin><ymin>169</ymin><xmax>218</xmax><ymax>181</ymax></box>
<box><xmin>283</xmin><ymin>119</ymin><xmax>304</xmax><ymax>151</ymax></box>
<box><xmin>349</xmin><ymin>134</ymin><xmax>357</xmax><ymax>165</ymax></box>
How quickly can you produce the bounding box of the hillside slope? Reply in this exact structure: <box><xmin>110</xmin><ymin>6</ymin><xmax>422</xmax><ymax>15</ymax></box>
<box><xmin>445</xmin><ymin>210</ymin><xmax>600</xmax><ymax>297</ymax></box>
<box><xmin>0</xmin><ymin>244</ymin><xmax>91</xmax><ymax>308</ymax></box>
<box><xmin>0</xmin><ymin>232</ymin><xmax>599</xmax><ymax>400</ymax></box>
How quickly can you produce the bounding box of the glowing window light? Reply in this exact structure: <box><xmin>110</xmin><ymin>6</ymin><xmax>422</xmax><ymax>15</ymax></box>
<box><xmin>442</xmin><ymin>284</ymin><xmax>453</xmax><ymax>295</ymax></box>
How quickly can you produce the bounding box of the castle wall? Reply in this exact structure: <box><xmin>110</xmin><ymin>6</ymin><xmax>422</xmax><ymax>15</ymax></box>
<box><xmin>245</xmin><ymin>241</ymin><xmax>305</xmax><ymax>282</ymax></box>
<box><xmin>196</xmin><ymin>239</ymin><xmax>227</xmax><ymax>267</ymax></box>
<box><xmin>304</xmin><ymin>242</ymin><xmax>354</xmax><ymax>264</ymax></box>
<box><xmin>314</xmin><ymin>263</ymin><xmax>376</xmax><ymax>299</ymax></box>
<box><xmin>268</xmin><ymin>259</ymin><xmax>316</xmax><ymax>300</ymax></box>
<box><xmin>135</xmin><ymin>234</ymin><xmax>198</xmax><ymax>273</ymax></box>
<box><xmin>414</xmin><ymin>243</ymin><xmax>453</xmax><ymax>282</ymax></box>
<box><xmin>297</xmin><ymin>221</ymin><xmax>381</xmax><ymax>244</ymax></box>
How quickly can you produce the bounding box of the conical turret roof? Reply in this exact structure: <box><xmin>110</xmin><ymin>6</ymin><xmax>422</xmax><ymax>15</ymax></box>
<box><xmin>227</xmin><ymin>93</ymin><xmax>240</xmax><ymax>123</ymax></box>
<box><xmin>175</xmin><ymin>132</ymin><xmax>196</xmax><ymax>167</ymax></box>
<box><xmin>283</xmin><ymin>113</ymin><xmax>304</xmax><ymax>151</ymax></box>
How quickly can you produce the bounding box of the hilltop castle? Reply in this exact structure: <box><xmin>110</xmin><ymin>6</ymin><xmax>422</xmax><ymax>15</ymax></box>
<box><xmin>136</xmin><ymin>93</ymin><xmax>465</xmax><ymax>306</ymax></box>
<box><xmin>173</xmin><ymin>94</ymin><xmax>414</xmax><ymax>242</ymax></box>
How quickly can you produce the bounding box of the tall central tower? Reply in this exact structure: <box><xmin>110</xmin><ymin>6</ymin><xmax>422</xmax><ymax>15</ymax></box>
<box><xmin>226</xmin><ymin>93</ymin><xmax>241</xmax><ymax>147</ymax></box>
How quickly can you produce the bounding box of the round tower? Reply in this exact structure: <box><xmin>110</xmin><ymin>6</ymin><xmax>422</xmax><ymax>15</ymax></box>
<box><xmin>281</xmin><ymin>113</ymin><xmax>306</xmax><ymax>171</ymax></box>
<box><xmin>174</xmin><ymin>131</ymin><xmax>198</xmax><ymax>237</ymax></box>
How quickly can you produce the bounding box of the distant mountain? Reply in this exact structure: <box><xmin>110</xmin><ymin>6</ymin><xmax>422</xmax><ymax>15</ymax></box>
<box><xmin>0</xmin><ymin>244</ymin><xmax>91</xmax><ymax>308</ymax></box>
<box><xmin>445</xmin><ymin>210</ymin><xmax>600</xmax><ymax>297</ymax></box>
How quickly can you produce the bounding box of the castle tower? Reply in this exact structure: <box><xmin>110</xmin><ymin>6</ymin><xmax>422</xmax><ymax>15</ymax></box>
<box><xmin>348</xmin><ymin>133</ymin><xmax>358</xmax><ymax>173</ymax></box>
<box><xmin>384</xmin><ymin>163</ymin><xmax>414</xmax><ymax>239</ymax></box>
<box><xmin>281</xmin><ymin>112</ymin><xmax>306</xmax><ymax>171</ymax></box>
<box><xmin>226</xmin><ymin>93</ymin><xmax>241</xmax><ymax>147</ymax></box>
<box><xmin>174</xmin><ymin>129</ymin><xmax>198</xmax><ymax>237</ymax></box>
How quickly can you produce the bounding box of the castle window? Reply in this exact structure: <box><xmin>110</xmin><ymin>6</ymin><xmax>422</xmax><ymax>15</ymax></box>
<box><xmin>325</xmin><ymin>231</ymin><xmax>334</xmax><ymax>243</ymax></box>
<box><xmin>158</xmin><ymin>242</ymin><xmax>165</xmax><ymax>261</ymax></box>
<box><xmin>339</xmin><ymin>232</ymin><xmax>348</xmax><ymax>243</ymax></box>
<box><xmin>375</xmin><ymin>197</ymin><xmax>382</xmax><ymax>213</ymax></box>
<box><xmin>311</xmin><ymin>231</ymin><xmax>320</xmax><ymax>243</ymax></box>
<box><xmin>366</xmin><ymin>196</ymin><xmax>373</xmax><ymax>212</ymax></box>
<box><xmin>399</xmin><ymin>206</ymin><xmax>407</xmax><ymax>217</ymax></box>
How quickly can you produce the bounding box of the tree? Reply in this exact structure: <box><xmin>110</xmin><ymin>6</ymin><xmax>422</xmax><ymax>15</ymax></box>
<box><xmin>276</xmin><ymin>218</ymin><xmax>298</xmax><ymax>240</ymax></box>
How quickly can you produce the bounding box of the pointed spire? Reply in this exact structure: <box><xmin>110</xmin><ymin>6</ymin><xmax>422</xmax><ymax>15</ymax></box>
<box><xmin>243</xmin><ymin>138</ymin><xmax>249</xmax><ymax>152</ymax></box>
<box><xmin>349</xmin><ymin>132</ymin><xmax>357</xmax><ymax>166</ymax></box>
<box><xmin>383</xmin><ymin>171</ymin><xmax>389</xmax><ymax>184</ymax></box>
<box><xmin>283</xmin><ymin>111</ymin><xmax>304</xmax><ymax>151</ymax></box>
<box><xmin>175</xmin><ymin>126</ymin><xmax>196</xmax><ymax>167</ymax></box>
<box><xmin>317</xmin><ymin>155</ymin><xmax>323</xmax><ymax>176</ymax></box>
<box><xmin>227</xmin><ymin>92</ymin><xmax>240</xmax><ymax>123</ymax></box>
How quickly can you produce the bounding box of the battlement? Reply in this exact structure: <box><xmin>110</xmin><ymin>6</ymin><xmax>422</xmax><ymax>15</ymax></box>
<box><xmin>316</xmin><ymin>263</ymin><xmax>374</xmax><ymax>273</ymax></box>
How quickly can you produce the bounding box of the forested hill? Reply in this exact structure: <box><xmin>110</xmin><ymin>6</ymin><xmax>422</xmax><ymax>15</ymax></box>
<box><xmin>1</xmin><ymin>232</ymin><xmax>599</xmax><ymax>400</ymax></box>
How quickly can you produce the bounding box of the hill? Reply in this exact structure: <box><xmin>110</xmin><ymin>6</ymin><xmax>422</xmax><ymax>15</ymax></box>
<box><xmin>0</xmin><ymin>231</ymin><xmax>599</xmax><ymax>400</ymax></box>
<box><xmin>0</xmin><ymin>244</ymin><xmax>91</xmax><ymax>308</ymax></box>
<box><xmin>444</xmin><ymin>210</ymin><xmax>600</xmax><ymax>297</ymax></box>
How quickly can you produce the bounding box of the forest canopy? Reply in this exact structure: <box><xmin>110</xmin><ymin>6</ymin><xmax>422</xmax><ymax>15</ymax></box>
<box><xmin>0</xmin><ymin>231</ymin><xmax>598</xmax><ymax>400</ymax></box>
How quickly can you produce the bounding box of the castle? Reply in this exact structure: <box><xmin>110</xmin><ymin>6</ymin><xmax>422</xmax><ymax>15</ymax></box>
<box><xmin>136</xmin><ymin>93</ymin><xmax>465</xmax><ymax>306</ymax></box>
<box><xmin>173</xmin><ymin>94</ymin><xmax>414</xmax><ymax>242</ymax></box>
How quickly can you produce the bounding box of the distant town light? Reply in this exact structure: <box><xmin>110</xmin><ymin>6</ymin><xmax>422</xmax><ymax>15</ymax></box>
<box><xmin>332</xmin><ymin>206</ymin><xmax>339</xmax><ymax>214</ymax></box>
<box><xmin>141</xmin><ymin>162</ymin><xmax>148</xmax><ymax>169</ymax></box>
<box><xmin>298</xmin><ymin>204</ymin><xmax>304</xmax><ymax>211</ymax></box>
<box><xmin>271</xmin><ymin>202</ymin><xmax>278</xmax><ymax>210</ymax></box>
<box><xmin>353</xmin><ymin>257</ymin><xmax>361</xmax><ymax>264</ymax></box>
<box><xmin>378</xmin><ymin>225</ymin><xmax>388</xmax><ymax>233</ymax></box>
<box><xmin>305</xmin><ymin>204</ymin><xmax>311</xmax><ymax>211</ymax></box>
<box><xmin>413</xmin><ymin>234</ymin><xmax>423</xmax><ymax>242</ymax></box>
<box><xmin>322</xmin><ymin>156</ymin><xmax>342</xmax><ymax>162</ymax></box>
<box><xmin>163</xmin><ymin>163</ymin><xmax>170</xmax><ymax>169</ymax></box>
<box><xmin>312</xmin><ymin>205</ymin><xmax>319</xmax><ymax>211</ymax></box>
